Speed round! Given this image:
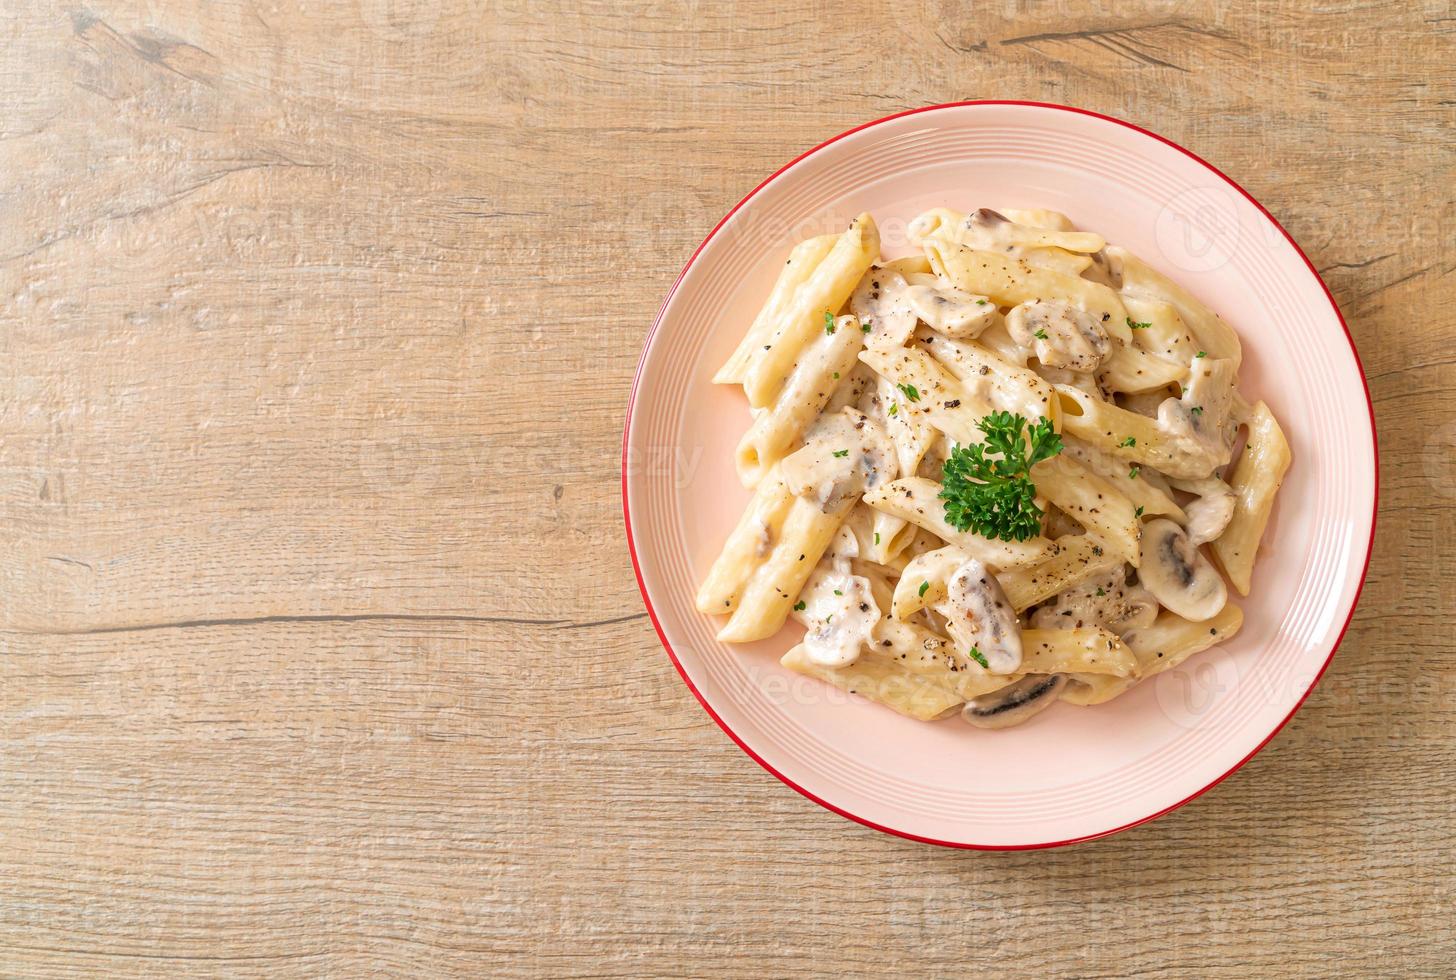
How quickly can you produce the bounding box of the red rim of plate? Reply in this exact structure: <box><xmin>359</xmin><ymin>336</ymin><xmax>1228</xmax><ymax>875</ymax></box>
<box><xmin>620</xmin><ymin>100</ymin><xmax>1379</xmax><ymax>850</ymax></box>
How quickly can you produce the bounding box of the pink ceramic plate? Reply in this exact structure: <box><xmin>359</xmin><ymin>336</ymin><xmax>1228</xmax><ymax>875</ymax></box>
<box><xmin>622</xmin><ymin>102</ymin><xmax>1377</xmax><ymax>849</ymax></box>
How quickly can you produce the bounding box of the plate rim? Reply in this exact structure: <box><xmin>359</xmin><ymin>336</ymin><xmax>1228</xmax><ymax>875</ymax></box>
<box><xmin>620</xmin><ymin>99</ymin><xmax>1380</xmax><ymax>850</ymax></box>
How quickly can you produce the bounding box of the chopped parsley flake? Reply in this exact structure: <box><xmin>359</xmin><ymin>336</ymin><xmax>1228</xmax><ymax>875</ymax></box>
<box><xmin>792</xmin><ymin>600</ymin><xmax>806</xmax><ymax>611</ymax></box>
<box><xmin>824</xmin><ymin>311</ymin><xmax>836</xmax><ymax>334</ymax></box>
<box><xmin>1195</xmin><ymin>350</ymin><xmax>1207</xmax><ymax>359</ymax></box>
<box><xmin>1118</xmin><ymin>436</ymin><xmax>1136</xmax><ymax>448</ymax></box>
<box><xmin>969</xmin><ymin>646</ymin><xmax>990</xmax><ymax>669</ymax></box>
<box><xmin>832</xmin><ymin>449</ymin><xmax>849</xmax><ymax>458</ymax></box>
<box><xmin>1126</xmin><ymin>317</ymin><xmax>1152</xmax><ymax>329</ymax></box>
<box><xmin>918</xmin><ymin>580</ymin><xmax>930</xmax><ymax>598</ymax></box>
<box><xmin>1128</xmin><ymin>465</ymin><xmax>1141</xmax><ymax>479</ymax></box>
<box><xmin>1033</xmin><ymin>328</ymin><xmax>1048</xmax><ymax>340</ymax></box>
<box><xmin>1135</xmin><ymin>505</ymin><xmax>1145</xmax><ymax>518</ymax></box>
<box><xmin>888</xmin><ymin>402</ymin><xmax>898</xmax><ymax>417</ymax></box>
<box><xmin>896</xmin><ymin>382</ymin><xmax>921</xmax><ymax>402</ymax></box>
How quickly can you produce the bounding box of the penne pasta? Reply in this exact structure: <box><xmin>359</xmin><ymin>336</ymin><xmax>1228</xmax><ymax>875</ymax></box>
<box><xmin>1211</xmin><ymin>402</ymin><xmax>1291</xmax><ymax>594</ymax></box>
<box><xmin>735</xmin><ymin>314</ymin><xmax>865</xmax><ymax>487</ymax></box>
<box><xmin>716</xmin><ymin>234</ymin><xmax>839</xmax><ymax>385</ymax></box>
<box><xmin>743</xmin><ymin>214</ymin><xmax>880</xmax><ymax>409</ymax></box>
<box><xmin>863</xmin><ymin>477</ymin><xmax>1054</xmax><ymax>570</ymax></box>
<box><xmin>698</xmin><ymin>209</ymin><xmax>1286</xmax><ymax>730</ymax></box>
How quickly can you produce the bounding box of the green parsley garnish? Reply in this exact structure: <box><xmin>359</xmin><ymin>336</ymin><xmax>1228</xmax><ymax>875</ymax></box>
<box><xmin>918</xmin><ymin>580</ymin><xmax>930</xmax><ymax>597</ymax></box>
<box><xmin>888</xmin><ymin>403</ymin><xmax>898</xmax><ymax>417</ymax></box>
<box><xmin>1135</xmin><ymin>505</ymin><xmax>1145</xmax><ymax>518</ymax></box>
<box><xmin>1190</xmin><ymin>406</ymin><xmax>1204</xmax><ymax>416</ymax></box>
<box><xmin>792</xmin><ymin>600</ymin><xmax>806</xmax><ymax>611</ymax></box>
<box><xmin>1126</xmin><ymin>317</ymin><xmax>1152</xmax><ymax>329</ymax></box>
<box><xmin>1128</xmin><ymin>465</ymin><xmax>1141</xmax><ymax>479</ymax></box>
<box><xmin>824</xmin><ymin>311</ymin><xmax>836</xmax><ymax>334</ymax></box>
<box><xmin>1096</xmin><ymin>587</ymin><xmax>1106</xmax><ymax>597</ymax></box>
<box><xmin>1033</xmin><ymin>328</ymin><xmax>1048</xmax><ymax>340</ymax></box>
<box><xmin>896</xmin><ymin>382</ymin><xmax>920</xmax><ymax>402</ymax></box>
<box><xmin>976</xmin><ymin>299</ymin><xmax>988</xmax><ymax>306</ymax></box>
<box><xmin>968</xmin><ymin>646</ymin><xmax>990</xmax><ymax>669</ymax></box>
<box><xmin>938</xmin><ymin>411</ymin><xmax>1063</xmax><ymax>542</ymax></box>
<box><xmin>833</xmin><ymin>589</ymin><xmax>843</xmax><ymax>596</ymax></box>
<box><xmin>1118</xmin><ymin>436</ymin><xmax>1136</xmax><ymax>448</ymax></box>
<box><xmin>832</xmin><ymin>449</ymin><xmax>849</xmax><ymax>458</ymax></box>
<box><xmin>861</xmin><ymin>320</ymin><xmax>872</xmax><ymax>333</ymax></box>
<box><xmin>1195</xmin><ymin>350</ymin><xmax>1207</xmax><ymax>359</ymax></box>
<box><xmin>832</xmin><ymin>371</ymin><xmax>840</xmax><ymax>379</ymax></box>
<box><xmin>873</xmin><ymin>532</ymin><xmax>880</xmax><ymax>545</ymax></box>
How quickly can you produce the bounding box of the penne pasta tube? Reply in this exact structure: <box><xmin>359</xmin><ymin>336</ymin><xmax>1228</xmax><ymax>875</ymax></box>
<box><xmin>863</xmin><ymin>477</ymin><xmax>1054</xmax><ymax>570</ymax></box>
<box><xmin>1099</xmin><ymin>343</ymin><xmax>1188</xmax><ymax>394</ymax></box>
<box><xmin>1060</xmin><ymin>437</ymin><xmax>1188</xmax><ymax>523</ymax></box>
<box><xmin>858</xmin><ymin>346</ymin><xmax>994</xmax><ymax>445</ymax></box>
<box><xmin>718</xmin><ymin>493</ymin><xmax>853</xmax><ymax>642</ymax></box>
<box><xmin>735</xmin><ymin>314</ymin><xmax>865</xmax><ymax>487</ymax></box>
<box><xmin>695</xmin><ymin>467</ymin><xmax>794</xmax><ymax>614</ymax></box>
<box><xmin>1055</xmin><ymin>384</ymin><xmax>1222</xmax><ymax>479</ymax></box>
<box><xmin>1059</xmin><ymin>672</ymin><xmax>1137</xmax><ymax>706</ymax></box>
<box><xmin>1033</xmin><ymin>456</ymin><xmax>1142</xmax><ymax>567</ymax></box>
<box><xmin>716</xmin><ymin>234</ymin><xmax>839</xmax><ymax>385</ymax></box>
<box><xmin>1109</xmin><ymin>246</ymin><xmax>1241</xmax><ymax>367</ymax></box>
<box><xmin>1122</xmin><ymin>604</ymin><xmax>1244</xmax><ymax>677</ymax></box>
<box><xmin>996</xmin><ymin>535</ymin><xmax>1125</xmax><ymax>612</ymax></box>
<box><xmin>743</xmin><ymin>214</ymin><xmax>880</xmax><ymax>409</ymax></box>
<box><xmin>1019</xmin><ymin>628</ymin><xmax>1139</xmax><ymax>677</ymax></box>
<box><xmin>925</xmin><ymin>240</ymin><xmax>1133</xmax><ymax>344</ymax></box>
<box><xmin>910</xmin><ymin>206</ymin><xmax>1104</xmax><ymax>254</ymax></box>
<box><xmin>1211</xmin><ymin>402</ymin><xmax>1291</xmax><ymax>594</ymax></box>
<box><xmin>916</xmin><ymin>329</ymin><xmax>1058</xmax><ymax>425</ymax></box>
<box><xmin>781</xmin><ymin>644</ymin><xmax>965</xmax><ymax>721</ymax></box>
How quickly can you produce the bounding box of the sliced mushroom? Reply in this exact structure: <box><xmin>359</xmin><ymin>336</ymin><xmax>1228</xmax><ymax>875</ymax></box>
<box><xmin>1156</xmin><ymin>357</ymin><xmax>1237</xmax><ymax>472</ymax></box>
<box><xmin>1138</xmin><ymin>518</ymin><xmax>1227</xmax><ymax>621</ymax></box>
<box><xmin>1176</xmin><ymin>477</ymin><xmax>1236</xmax><ymax>545</ymax></box>
<box><xmin>903</xmin><ymin>282</ymin><xmax>997</xmax><ymax>338</ymax></box>
<box><xmin>942</xmin><ymin>559</ymin><xmax>1023</xmax><ymax>673</ymax></box>
<box><xmin>794</xmin><ymin>527</ymin><xmax>880</xmax><ymax>667</ymax></box>
<box><xmin>779</xmin><ymin>408</ymin><xmax>896</xmax><ymax>513</ymax></box>
<box><xmin>1006</xmin><ymin>300</ymin><xmax>1112</xmax><ymax>372</ymax></box>
<box><xmin>962</xmin><ymin>674</ymin><xmax>1067</xmax><ymax>730</ymax></box>
<box><xmin>849</xmin><ymin>267</ymin><xmax>917</xmax><ymax>350</ymax></box>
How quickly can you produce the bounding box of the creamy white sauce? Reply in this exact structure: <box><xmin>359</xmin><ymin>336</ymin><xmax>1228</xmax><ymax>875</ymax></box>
<box><xmin>779</xmin><ymin>408</ymin><xmax>895</xmax><ymax>512</ymax></box>
<box><xmin>1006</xmin><ymin>300</ymin><xmax>1111</xmax><ymax>372</ymax></box>
<box><xmin>796</xmin><ymin>527</ymin><xmax>879</xmax><ymax>667</ymax></box>
<box><xmin>942</xmin><ymin>558</ymin><xmax>1022</xmax><ymax>673</ymax></box>
<box><xmin>903</xmin><ymin>282</ymin><xmax>997</xmax><ymax>338</ymax></box>
<box><xmin>850</xmin><ymin>267</ymin><xmax>917</xmax><ymax>351</ymax></box>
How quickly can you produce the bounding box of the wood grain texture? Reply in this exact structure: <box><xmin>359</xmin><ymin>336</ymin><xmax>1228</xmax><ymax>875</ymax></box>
<box><xmin>1</xmin><ymin>0</ymin><xmax>1453</xmax><ymax>976</ymax></box>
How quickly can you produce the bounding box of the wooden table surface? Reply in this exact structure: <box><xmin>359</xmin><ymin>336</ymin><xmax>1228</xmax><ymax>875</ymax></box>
<box><xmin>2</xmin><ymin>1</ymin><xmax>1452</xmax><ymax>976</ymax></box>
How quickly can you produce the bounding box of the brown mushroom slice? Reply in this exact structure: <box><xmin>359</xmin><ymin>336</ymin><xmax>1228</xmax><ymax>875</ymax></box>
<box><xmin>903</xmin><ymin>283</ymin><xmax>998</xmax><ymax>338</ymax></box>
<box><xmin>942</xmin><ymin>559</ymin><xmax>1023</xmax><ymax>674</ymax></box>
<box><xmin>1138</xmin><ymin>518</ymin><xmax>1228</xmax><ymax>622</ymax></box>
<box><xmin>1006</xmin><ymin>300</ymin><xmax>1112</xmax><ymax>372</ymax></box>
<box><xmin>961</xmin><ymin>674</ymin><xmax>1067</xmax><ymax>730</ymax></box>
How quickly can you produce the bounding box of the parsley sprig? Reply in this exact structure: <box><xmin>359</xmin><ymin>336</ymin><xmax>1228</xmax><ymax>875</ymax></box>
<box><xmin>938</xmin><ymin>412</ymin><xmax>1062</xmax><ymax>542</ymax></box>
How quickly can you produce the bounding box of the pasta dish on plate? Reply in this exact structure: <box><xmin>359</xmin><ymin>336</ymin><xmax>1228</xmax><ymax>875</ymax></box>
<box><xmin>696</xmin><ymin>206</ymin><xmax>1291</xmax><ymax>730</ymax></box>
